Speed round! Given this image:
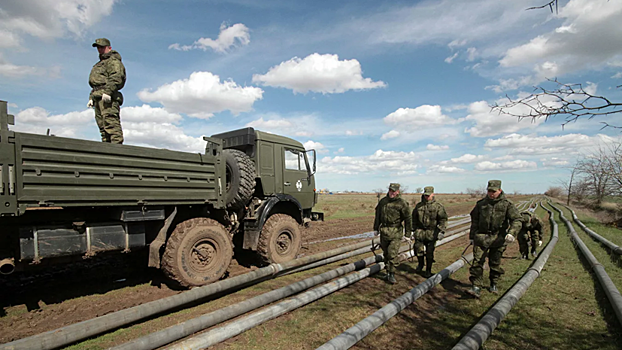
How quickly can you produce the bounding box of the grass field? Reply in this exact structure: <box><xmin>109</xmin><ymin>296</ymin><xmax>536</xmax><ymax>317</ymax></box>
<box><xmin>60</xmin><ymin>195</ymin><xmax>622</xmax><ymax>349</ymax></box>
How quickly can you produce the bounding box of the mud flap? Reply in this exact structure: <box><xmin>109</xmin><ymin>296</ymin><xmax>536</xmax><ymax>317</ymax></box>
<box><xmin>148</xmin><ymin>207</ymin><xmax>177</xmax><ymax>268</ymax></box>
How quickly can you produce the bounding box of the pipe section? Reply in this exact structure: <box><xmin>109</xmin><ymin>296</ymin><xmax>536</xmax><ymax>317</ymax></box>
<box><xmin>0</xmin><ymin>258</ymin><xmax>15</xmax><ymax>275</ymax></box>
<box><xmin>563</xmin><ymin>204</ymin><xmax>622</xmax><ymax>255</ymax></box>
<box><xmin>451</xmin><ymin>201</ymin><xmax>559</xmax><ymax>350</ymax></box>
<box><xmin>316</xmin><ymin>253</ymin><xmax>474</xmax><ymax>350</ymax></box>
<box><xmin>111</xmin><ymin>253</ymin><xmax>386</xmax><ymax>350</ymax></box>
<box><xmin>0</xmin><ymin>238</ymin><xmax>379</xmax><ymax>350</ymax></box>
<box><xmin>549</xmin><ymin>202</ymin><xmax>622</xmax><ymax>327</ymax></box>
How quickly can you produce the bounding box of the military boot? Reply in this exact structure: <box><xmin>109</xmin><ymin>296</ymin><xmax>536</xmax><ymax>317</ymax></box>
<box><xmin>466</xmin><ymin>286</ymin><xmax>481</xmax><ymax>298</ymax></box>
<box><xmin>531</xmin><ymin>247</ymin><xmax>537</xmax><ymax>257</ymax></box>
<box><xmin>489</xmin><ymin>284</ymin><xmax>498</xmax><ymax>294</ymax></box>
<box><xmin>387</xmin><ymin>273</ymin><xmax>397</xmax><ymax>284</ymax></box>
<box><xmin>423</xmin><ymin>256</ymin><xmax>434</xmax><ymax>277</ymax></box>
<box><xmin>415</xmin><ymin>256</ymin><xmax>424</xmax><ymax>272</ymax></box>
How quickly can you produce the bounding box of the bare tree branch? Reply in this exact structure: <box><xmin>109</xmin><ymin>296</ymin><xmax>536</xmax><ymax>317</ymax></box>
<box><xmin>491</xmin><ymin>78</ymin><xmax>622</xmax><ymax>129</ymax></box>
<box><xmin>526</xmin><ymin>0</ymin><xmax>558</xmax><ymax>14</ymax></box>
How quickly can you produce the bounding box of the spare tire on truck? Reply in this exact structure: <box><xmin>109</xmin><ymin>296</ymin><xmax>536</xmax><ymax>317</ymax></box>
<box><xmin>223</xmin><ymin>149</ymin><xmax>256</xmax><ymax>210</ymax></box>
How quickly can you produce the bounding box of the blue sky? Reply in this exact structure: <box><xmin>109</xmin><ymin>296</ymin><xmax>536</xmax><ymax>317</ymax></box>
<box><xmin>2</xmin><ymin>0</ymin><xmax>622</xmax><ymax>194</ymax></box>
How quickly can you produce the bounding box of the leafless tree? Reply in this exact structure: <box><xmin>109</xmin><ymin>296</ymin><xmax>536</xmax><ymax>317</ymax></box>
<box><xmin>415</xmin><ymin>187</ymin><xmax>423</xmax><ymax>194</ymax></box>
<box><xmin>526</xmin><ymin>0</ymin><xmax>559</xmax><ymax>14</ymax></box>
<box><xmin>492</xmin><ymin>79</ymin><xmax>622</xmax><ymax>129</ymax></box>
<box><xmin>545</xmin><ymin>186</ymin><xmax>564</xmax><ymax>198</ymax></box>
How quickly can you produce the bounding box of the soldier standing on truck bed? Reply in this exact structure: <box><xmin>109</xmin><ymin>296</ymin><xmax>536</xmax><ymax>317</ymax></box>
<box><xmin>87</xmin><ymin>38</ymin><xmax>126</xmax><ymax>144</ymax></box>
<box><xmin>412</xmin><ymin>186</ymin><xmax>448</xmax><ymax>278</ymax></box>
<box><xmin>373</xmin><ymin>183</ymin><xmax>412</xmax><ymax>284</ymax></box>
<box><xmin>466</xmin><ymin>180</ymin><xmax>522</xmax><ymax>298</ymax></box>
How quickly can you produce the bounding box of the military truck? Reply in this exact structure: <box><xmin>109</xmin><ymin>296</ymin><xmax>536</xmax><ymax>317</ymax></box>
<box><xmin>0</xmin><ymin>100</ymin><xmax>323</xmax><ymax>287</ymax></box>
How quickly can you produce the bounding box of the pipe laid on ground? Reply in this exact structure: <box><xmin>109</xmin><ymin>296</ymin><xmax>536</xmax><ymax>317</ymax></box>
<box><xmin>316</xmin><ymin>253</ymin><xmax>474</xmax><ymax>350</ymax></box>
<box><xmin>111</xmin><ymin>252</ymin><xmax>387</xmax><ymax>350</ymax></box>
<box><xmin>161</xmin><ymin>245</ymin><xmax>427</xmax><ymax>350</ymax></box>
<box><xmin>162</xmin><ymin>263</ymin><xmax>388</xmax><ymax>350</ymax></box>
<box><xmin>115</xmin><ymin>228</ymin><xmax>471</xmax><ymax>350</ymax></box>
<box><xmin>549</xmin><ymin>202</ymin><xmax>622</xmax><ymax>327</ymax></box>
<box><xmin>0</xmin><ymin>238</ymin><xmax>380</xmax><ymax>350</ymax></box>
<box><xmin>563</xmin><ymin>204</ymin><xmax>622</xmax><ymax>255</ymax></box>
<box><xmin>286</xmin><ymin>223</ymin><xmax>469</xmax><ymax>276</ymax></box>
<box><xmin>451</xmin><ymin>201</ymin><xmax>559</xmax><ymax>350</ymax></box>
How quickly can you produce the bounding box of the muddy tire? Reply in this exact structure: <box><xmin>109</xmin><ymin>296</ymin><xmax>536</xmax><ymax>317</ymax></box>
<box><xmin>161</xmin><ymin>218</ymin><xmax>233</xmax><ymax>288</ymax></box>
<box><xmin>224</xmin><ymin>149</ymin><xmax>256</xmax><ymax>210</ymax></box>
<box><xmin>257</xmin><ymin>214</ymin><xmax>302</xmax><ymax>265</ymax></box>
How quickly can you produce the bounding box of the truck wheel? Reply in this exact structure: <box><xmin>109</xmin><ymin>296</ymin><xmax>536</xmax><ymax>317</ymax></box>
<box><xmin>224</xmin><ymin>149</ymin><xmax>256</xmax><ymax>210</ymax></box>
<box><xmin>257</xmin><ymin>214</ymin><xmax>301</xmax><ymax>265</ymax></box>
<box><xmin>161</xmin><ymin>218</ymin><xmax>233</xmax><ymax>288</ymax></box>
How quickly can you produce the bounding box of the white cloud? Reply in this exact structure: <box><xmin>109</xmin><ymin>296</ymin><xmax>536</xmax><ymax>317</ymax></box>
<box><xmin>450</xmin><ymin>153</ymin><xmax>485</xmax><ymax>163</ymax></box>
<box><xmin>123</xmin><ymin>121</ymin><xmax>205</xmax><ymax>152</ymax></box>
<box><xmin>0</xmin><ymin>56</ymin><xmax>41</xmax><ymax>78</ymax></box>
<box><xmin>540</xmin><ymin>157</ymin><xmax>570</xmax><ymax>167</ymax></box>
<box><xmin>120</xmin><ymin>105</ymin><xmax>182</xmax><ymax>123</ymax></box>
<box><xmin>497</xmin><ymin>0</ymin><xmax>622</xmax><ymax>90</ymax></box>
<box><xmin>0</xmin><ymin>0</ymin><xmax>116</xmax><ymax>41</ymax></box>
<box><xmin>137</xmin><ymin>71</ymin><xmax>263</xmax><ymax>119</ymax></box>
<box><xmin>0</xmin><ymin>30</ymin><xmax>20</xmax><ymax>48</ymax></box>
<box><xmin>427</xmin><ymin>165</ymin><xmax>465</xmax><ymax>173</ymax></box>
<box><xmin>381</xmin><ymin>130</ymin><xmax>400</xmax><ymax>140</ymax></box>
<box><xmin>482</xmin><ymin>133</ymin><xmax>611</xmax><ymax>156</ymax></box>
<box><xmin>466</xmin><ymin>47</ymin><xmax>477</xmax><ymax>61</ymax></box>
<box><xmin>12</xmin><ymin>107</ymin><xmax>92</xmax><ymax>137</ymax></box>
<box><xmin>426</xmin><ymin>144</ymin><xmax>449</xmax><ymax>151</ymax></box>
<box><xmin>611</xmin><ymin>72</ymin><xmax>622</xmax><ymax>79</ymax></box>
<box><xmin>10</xmin><ymin>105</ymin><xmax>205</xmax><ymax>152</ymax></box>
<box><xmin>445</xmin><ymin>52</ymin><xmax>458</xmax><ymax>64</ymax></box>
<box><xmin>252</xmin><ymin>53</ymin><xmax>386</xmax><ymax>94</ymax></box>
<box><xmin>384</xmin><ymin>105</ymin><xmax>459</xmax><ymax>131</ymax></box>
<box><xmin>304</xmin><ymin>140</ymin><xmax>328</xmax><ymax>154</ymax></box>
<box><xmin>169</xmin><ymin>23</ymin><xmax>250</xmax><ymax>53</ymax></box>
<box><xmin>474</xmin><ymin>160</ymin><xmax>537</xmax><ymax>172</ymax></box>
<box><xmin>464</xmin><ymin>100</ymin><xmax>546</xmax><ymax>137</ymax></box>
<box><xmin>335</xmin><ymin>147</ymin><xmax>345</xmax><ymax>154</ymax></box>
<box><xmin>320</xmin><ymin>149</ymin><xmax>419</xmax><ymax>175</ymax></box>
<box><xmin>345</xmin><ymin>130</ymin><xmax>363</xmax><ymax>136</ymax></box>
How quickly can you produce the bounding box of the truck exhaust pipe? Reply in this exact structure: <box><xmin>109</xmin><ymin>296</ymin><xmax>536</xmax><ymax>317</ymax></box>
<box><xmin>0</xmin><ymin>258</ymin><xmax>15</xmax><ymax>275</ymax></box>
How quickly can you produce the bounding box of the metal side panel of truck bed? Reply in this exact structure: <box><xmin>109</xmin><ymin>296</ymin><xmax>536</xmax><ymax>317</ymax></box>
<box><xmin>2</xmin><ymin>131</ymin><xmax>226</xmax><ymax>215</ymax></box>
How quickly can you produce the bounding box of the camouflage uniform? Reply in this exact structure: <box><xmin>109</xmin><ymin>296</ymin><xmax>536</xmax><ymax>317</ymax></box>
<box><xmin>468</xmin><ymin>181</ymin><xmax>521</xmax><ymax>289</ymax></box>
<box><xmin>373</xmin><ymin>184</ymin><xmax>412</xmax><ymax>278</ymax></box>
<box><xmin>412</xmin><ymin>186</ymin><xmax>447</xmax><ymax>276</ymax></box>
<box><xmin>518</xmin><ymin>211</ymin><xmax>544</xmax><ymax>258</ymax></box>
<box><xmin>89</xmin><ymin>38</ymin><xmax>126</xmax><ymax>144</ymax></box>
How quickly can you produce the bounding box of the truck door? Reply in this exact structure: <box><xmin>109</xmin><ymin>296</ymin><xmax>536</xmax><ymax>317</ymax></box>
<box><xmin>282</xmin><ymin>147</ymin><xmax>314</xmax><ymax>209</ymax></box>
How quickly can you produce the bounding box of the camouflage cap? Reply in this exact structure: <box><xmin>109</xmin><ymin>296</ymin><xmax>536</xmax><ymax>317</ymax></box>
<box><xmin>92</xmin><ymin>38</ymin><xmax>111</xmax><ymax>47</ymax></box>
<box><xmin>487</xmin><ymin>179</ymin><xmax>502</xmax><ymax>191</ymax></box>
<box><xmin>423</xmin><ymin>186</ymin><xmax>434</xmax><ymax>195</ymax></box>
<box><xmin>389</xmin><ymin>183</ymin><xmax>400</xmax><ymax>191</ymax></box>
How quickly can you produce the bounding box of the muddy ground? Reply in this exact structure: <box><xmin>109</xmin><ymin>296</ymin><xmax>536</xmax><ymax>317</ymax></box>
<box><xmin>0</xmin><ymin>201</ymin><xmax>478</xmax><ymax>345</ymax></box>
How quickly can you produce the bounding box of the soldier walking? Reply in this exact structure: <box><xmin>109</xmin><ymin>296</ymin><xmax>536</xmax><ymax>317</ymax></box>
<box><xmin>373</xmin><ymin>183</ymin><xmax>412</xmax><ymax>284</ymax></box>
<box><xmin>88</xmin><ymin>38</ymin><xmax>126</xmax><ymax>144</ymax></box>
<box><xmin>518</xmin><ymin>211</ymin><xmax>544</xmax><ymax>259</ymax></box>
<box><xmin>467</xmin><ymin>180</ymin><xmax>522</xmax><ymax>298</ymax></box>
<box><xmin>412</xmin><ymin>186</ymin><xmax>447</xmax><ymax>277</ymax></box>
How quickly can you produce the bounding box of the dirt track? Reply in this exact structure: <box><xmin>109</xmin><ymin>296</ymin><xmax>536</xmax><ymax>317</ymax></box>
<box><xmin>0</xmin><ymin>198</ymin><xmax>481</xmax><ymax>345</ymax></box>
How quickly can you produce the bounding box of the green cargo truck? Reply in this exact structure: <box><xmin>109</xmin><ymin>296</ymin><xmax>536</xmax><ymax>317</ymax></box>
<box><xmin>0</xmin><ymin>100</ymin><xmax>323</xmax><ymax>287</ymax></box>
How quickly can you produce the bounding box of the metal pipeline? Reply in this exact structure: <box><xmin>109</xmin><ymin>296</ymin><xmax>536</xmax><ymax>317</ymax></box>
<box><xmin>113</xmin><ymin>227</ymin><xmax>471</xmax><ymax>350</ymax></box>
<box><xmin>0</xmin><ymin>238</ymin><xmax>380</xmax><ymax>350</ymax></box>
<box><xmin>112</xmin><ymin>251</ymin><xmax>387</xmax><ymax>350</ymax></box>
<box><xmin>549</xmin><ymin>202</ymin><xmax>622</xmax><ymax>327</ymax></box>
<box><xmin>0</xmin><ymin>258</ymin><xmax>15</xmax><ymax>275</ymax></box>
<box><xmin>285</xmin><ymin>224</ymin><xmax>469</xmax><ymax>276</ymax></box>
<box><xmin>161</xmin><ymin>248</ymin><xmax>423</xmax><ymax>350</ymax></box>
<box><xmin>563</xmin><ymin>204</ymin><xmax>622</xmax><ymax>256</ymax></box>
<box><xmin>451</xmin><ymin>201</ymin><xmax>559</xmax><ymax>350</ymax></box>
<box><xmin>316</xmin><ymin>253</ymin><xmax>474</xmax><ymax>350</ymax></box>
